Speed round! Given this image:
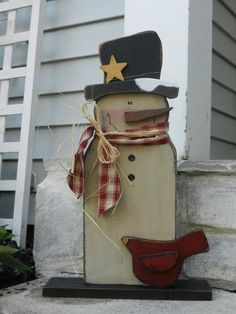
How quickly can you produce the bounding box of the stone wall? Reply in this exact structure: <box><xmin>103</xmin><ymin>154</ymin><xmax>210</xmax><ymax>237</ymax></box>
<box><xmin>177</xmin><ymin>161</ymin><xmax>236</xmax><ymax>290</ymax></box>
<box><xmin>34</xmin><ymin>159</ymin><xmax>236</xmax><ymax>289</ymax></box>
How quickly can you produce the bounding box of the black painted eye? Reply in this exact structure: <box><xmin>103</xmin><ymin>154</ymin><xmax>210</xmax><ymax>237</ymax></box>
<box><xmin>128</xmin><ymin>155</ymin><xmax>135</xmax><ymax>161</ymax></box>
<box><xmin>128</xmin><ymin>174</ymin><xmax>135</xmax><ymax>181</ymax></box>
<box><xmin>128</xmin><ymin>101</ymin><xmax>133</xmax><ymax>105</ymax></box>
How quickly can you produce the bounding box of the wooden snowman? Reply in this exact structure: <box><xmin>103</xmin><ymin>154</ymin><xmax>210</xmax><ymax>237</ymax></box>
<box><xmin>68</xmin><ymin>31</ymin><xmax>209</xmax><ymax>287</ymax></box>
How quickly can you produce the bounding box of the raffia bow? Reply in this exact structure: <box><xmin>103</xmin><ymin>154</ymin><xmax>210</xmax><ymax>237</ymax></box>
<box><xmin>82</xmin><ymin>100</ymin><xmax>168</xmax><ymax>165</ymax></box>
<box><xmin>82</xmin><ymin>101</ymin><xmax>120</xmax><ymax>164</ymax></box>
<box><xmin>68</xmin><ymin>100</ymin><xmax>169</xmax><ymax>216</ymax></box>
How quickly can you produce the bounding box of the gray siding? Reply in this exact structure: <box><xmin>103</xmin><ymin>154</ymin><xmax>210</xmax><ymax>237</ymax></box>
<box><xmin>211</xmin><ymin>0</ymin><xmax>236</xmax><ymax>159</ymax></box>
<box><xmin>0</xmin><ymin>0</ymin><xmax>124</xmax><ymax>223</ymax></box>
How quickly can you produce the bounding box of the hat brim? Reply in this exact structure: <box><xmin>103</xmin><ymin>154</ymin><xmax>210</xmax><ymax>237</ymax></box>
<box><xmin>84</xmin><ymin>78</ymin><xmax>179</xmax><ymax>100</ymax></box>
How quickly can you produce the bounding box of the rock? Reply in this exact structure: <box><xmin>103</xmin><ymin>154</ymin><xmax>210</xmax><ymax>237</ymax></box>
<box><xmin>177</xmin><ymin>161</ymin><xmax>236</xmax><ymax>290</ymax></box>
<box><xmin>183</xmin><ymin>233</ymin><xmax>236</xmax><ymax>290</ymax></box>
<box><xmin>34</xmin><ymin>158</ymin><xmax>83</xmax><ymax>277</ymax></box>
<box><xmin>177</xmin><ymin>161</ymin><xmax>236</xmax><ymax>230</ymax></box>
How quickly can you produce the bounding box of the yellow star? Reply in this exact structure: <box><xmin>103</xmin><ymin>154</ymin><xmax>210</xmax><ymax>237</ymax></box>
<box><xmin>100</xmin><ymin>55</ymin><xmax>127</xmax><ymax>83</ymax></box>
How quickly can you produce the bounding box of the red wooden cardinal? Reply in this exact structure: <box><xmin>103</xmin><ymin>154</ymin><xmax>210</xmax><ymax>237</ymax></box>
<box><xmin>121</xmin><ymin>229</ymin><xmax>209</xmax><ymax>288</ymax></box>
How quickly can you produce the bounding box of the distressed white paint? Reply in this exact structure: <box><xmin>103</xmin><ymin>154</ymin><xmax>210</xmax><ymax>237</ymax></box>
<box><xmin>135</xmin><ymin>78</ymin><xmax>178</xmax><ymax>92</ymax></box>
<box><xmin>124</xmin><ymin>0</ymin><xmax>212</xmax><ymax>160</ymax></box>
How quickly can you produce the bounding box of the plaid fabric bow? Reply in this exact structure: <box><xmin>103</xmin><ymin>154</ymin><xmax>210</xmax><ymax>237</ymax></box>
<box><xmin>67</xmin><ymin>122</ymin><xmax>169</xmax><ymax>216</ymax></box>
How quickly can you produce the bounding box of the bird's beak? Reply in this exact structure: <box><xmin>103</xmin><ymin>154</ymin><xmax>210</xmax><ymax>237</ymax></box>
<box><xmin>121</xmin><ymin>236</ymin><xmax>129</xmax><ymax>245</ymax></box>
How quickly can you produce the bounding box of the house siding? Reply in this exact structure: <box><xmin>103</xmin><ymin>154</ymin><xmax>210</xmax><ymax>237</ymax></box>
<box><xmin>0</xmin><ymin>0</ymin><xmax>124</xmax><ymax>223</ymax></box>
<box><xmin>211</xmin><ymin>0</ymin><xmax>236</xmax><ymax>159</ymax></box>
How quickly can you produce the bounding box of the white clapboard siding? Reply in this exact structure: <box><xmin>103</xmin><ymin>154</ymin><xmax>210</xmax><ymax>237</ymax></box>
<box><xmin>5</xmin><ymin>125</ymin><xmax>85</xmax><ymax>160</ymax></box>
<box><xmin>1</xmin><ymin>0</ymin><xmax>124</xmax><ymax>225</ymax></box>
<box><xmin>2</xmin><ymin>18</ymin><xmax>124</xmax><ymax>69</ymax></box>
<box><xmin>221</xmin><ymin>0</ymin><xmax>236</xmax><ymax>14</ymax></box>
<box><xmin>44</xmin><ymin>0</ymin><xmax>124</xmax><ymax>31</ymax></box>
<box><xmin>212</xmin><ymin>53</ymin><xmax>236</xmax><ymax>93</ymax></box>
<box><xmin>211</xmin><ymin>110</ymin><xmax>236</xmax><ymax>144</ymax></box>
<box><xmin>2</xmin><ymin>1</ymin><xmax>124</xmax><ymax>151</ymax></box>
<box><xmin>39</xmin><ymin>57</ymin><xmax>102</xmax><ymax>95</ymax></box>
<box><xmin>212</xmin><ymin>82</ymin><xmax>236</xmax><ymax>118</ymax></box>
<box><xmin>213</xmin><ymin>0</ymin><xmax>236</xmax><ymax>40</ymax></box>
<box><xmin>212</xmin><ymin>24</ymin><xmax>236</xmax><ymax>66</ymax></box>
<box><xmin>42</xmin><ymin>18</ymin><xmax>124</xmax><ymax>63</ymax></box>
<box><xmin>211</xmin><ymin>138</ymin><xmax>236</xmax><ymax>159</ymax></box>
<box><xmin>211</xmin><ymin>0</ymin><xmax>236</xmax><ymax>159</ymax></box>
<box><xmin>6</xmin><ymin>92</ymin><xmax>87</xmax><ymax>128</ymax></box>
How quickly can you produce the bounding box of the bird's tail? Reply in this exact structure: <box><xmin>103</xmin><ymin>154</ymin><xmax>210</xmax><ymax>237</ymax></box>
<box><xmin>179</xmin><ymin>229</ymin><xmax>209</xmax><ymax>258</ymax></box>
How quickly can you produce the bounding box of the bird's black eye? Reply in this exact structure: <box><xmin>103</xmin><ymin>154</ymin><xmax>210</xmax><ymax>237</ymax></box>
<box><xmin>128</xmin><ymin>100</ymin><xmax>133</xmax><ymax>105</ymax></box>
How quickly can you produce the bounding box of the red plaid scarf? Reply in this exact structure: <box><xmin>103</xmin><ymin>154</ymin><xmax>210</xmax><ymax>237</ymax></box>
<box><xmin>67</xmin><ymin>122</ymin><xmax>169</xmax><ymax>216</ymax></box>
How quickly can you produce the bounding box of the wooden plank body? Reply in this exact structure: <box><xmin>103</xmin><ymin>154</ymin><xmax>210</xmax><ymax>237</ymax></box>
<box><xmin>84</xmin><ymin>93</ymin><xmax>176</xmax><ymax>285</ymax></box>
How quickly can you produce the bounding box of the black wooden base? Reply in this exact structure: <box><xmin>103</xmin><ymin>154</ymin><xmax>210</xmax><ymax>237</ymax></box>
<box><xmin>42</xmin><ymin>277</ymin><xmax>212</xmax><ymax>300</ymax></box>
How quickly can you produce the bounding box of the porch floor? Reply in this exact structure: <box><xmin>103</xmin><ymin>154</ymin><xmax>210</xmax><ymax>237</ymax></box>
<box><xmin>0</xmin><ymin>277</ymin><xmax>235</xmax><ymax>314</ymax></box>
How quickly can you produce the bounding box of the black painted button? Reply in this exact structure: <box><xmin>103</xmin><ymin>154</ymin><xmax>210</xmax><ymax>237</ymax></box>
<box><xmin>128</xmin><ymin>174</ymin><xmax>135</xmax><ymax>181</ymax></box>
<box><xmin>128</xmin><ymin>154</ymin><xmax>135</xmax><ymax>162</ymax></box>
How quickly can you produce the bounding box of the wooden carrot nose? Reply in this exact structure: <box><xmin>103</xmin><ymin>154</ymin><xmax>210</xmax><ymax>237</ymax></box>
<box><xmin>124</xmin><ymin>108</ymin><xmax>173</xmax><ymax>123</ymax></box>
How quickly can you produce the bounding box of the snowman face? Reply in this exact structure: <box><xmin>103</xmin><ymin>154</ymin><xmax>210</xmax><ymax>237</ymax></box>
<box><xmin>96</xmin><ymin>93</ymin><xmax>169</xmax><ymax>132</ymax></box>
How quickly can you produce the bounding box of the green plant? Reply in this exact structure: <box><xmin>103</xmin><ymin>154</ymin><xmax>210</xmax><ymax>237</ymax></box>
<box><xmin>0</xmin><ymin>225</ymin><xmax>30</xmax><ymax>272</ymax></box>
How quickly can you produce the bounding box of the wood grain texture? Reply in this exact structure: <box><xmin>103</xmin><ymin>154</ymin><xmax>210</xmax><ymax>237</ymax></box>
<box><xmin>84</xmin><ymin>93</ymin><xmax>176</xmax><ymax>285</ymax></box>
<box><xmin>122</xmin><ymin>229</ymin><xmax>209</xmax><ymax>287</ymax></box>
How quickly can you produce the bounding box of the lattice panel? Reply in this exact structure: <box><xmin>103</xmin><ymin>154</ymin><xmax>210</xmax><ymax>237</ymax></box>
<box><xmin>0</xmin><ymin>0</ymin><xmax>45</xmax><ymax>247</ymax></box>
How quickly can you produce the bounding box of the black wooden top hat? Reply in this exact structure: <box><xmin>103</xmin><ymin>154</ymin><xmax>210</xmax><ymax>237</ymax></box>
<box><xmin>84</xmin><ymin>31</ymin><xmax>179</xmax><ymax>100</ymax></box>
